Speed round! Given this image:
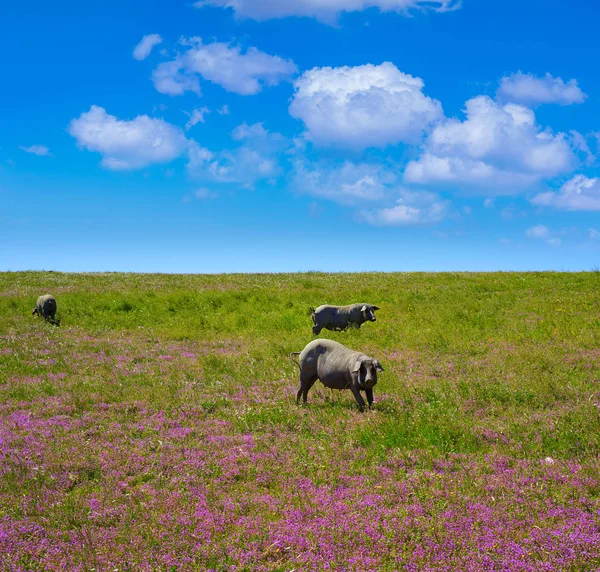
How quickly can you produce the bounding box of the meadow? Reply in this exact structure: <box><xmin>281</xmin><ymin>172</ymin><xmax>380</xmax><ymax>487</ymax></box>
<box><xmin>0</xmin><ymin>271</ymin><xmax>599</xmax><ymax>571</ymax></box>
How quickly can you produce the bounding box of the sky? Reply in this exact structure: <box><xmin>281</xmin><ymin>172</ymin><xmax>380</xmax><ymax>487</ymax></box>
<box><xmin>1</xmin><ymin>0</ymin><xmax>600</xmax><ymax>272</ymax></box>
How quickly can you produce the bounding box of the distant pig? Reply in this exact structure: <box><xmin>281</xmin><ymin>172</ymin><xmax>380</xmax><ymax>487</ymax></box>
<box><xmin>290</xmin><ymin>339</ymin><xmax>384</xmax><ymax>411</ymax></box>
<box><xmin>32</xmin><ymin>294</ymin><xmax>57</xmax><ymax>321</ymax></box>
<box><xmin>310</xmin><ymin>303</ymin><xmax>380</xmax><ymax>335</ymax></box>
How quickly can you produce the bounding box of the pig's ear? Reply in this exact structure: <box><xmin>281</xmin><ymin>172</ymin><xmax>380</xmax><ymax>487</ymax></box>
<box><xmin>374</xmin><ymin>360</ymin><xmax>384</xmax><ymax>372</ymax></box>
<box><xmin>360</xmin><ymin>305</ymin><xmax>368</xmax><ymax>312</ymax></box>
<box><xmin>352</xmin><ymin>359</ymin><xmax>362</xmax><ymax>373</ymax></box>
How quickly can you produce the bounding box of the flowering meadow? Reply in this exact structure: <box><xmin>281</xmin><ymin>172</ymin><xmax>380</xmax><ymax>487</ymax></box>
<box><xmin>0</xmin><ymin>271</ymin><xmax>599</xmax><ymax>571</ymax></box>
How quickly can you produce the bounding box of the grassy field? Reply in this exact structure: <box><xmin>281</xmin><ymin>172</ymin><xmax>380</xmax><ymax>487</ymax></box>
<box><xmin>1</xmin><ymin>271</ymin><xmax>599</xmax><ymax>571</ymax></box>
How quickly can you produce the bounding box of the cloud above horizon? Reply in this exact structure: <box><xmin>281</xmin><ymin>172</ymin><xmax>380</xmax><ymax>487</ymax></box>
<box><xmin>188</xmin><ymin>122</ymin><xmax>289</xmax><ymax>188</ymax></box>
<box><xmin>133</xmin><ymin>34</ymin><xmax>163</xmax><ymax>61</ymax></box>
<box><xmin>151</xmin><ymin>38</ymin><xmax>297</xmax><ymax>96</ymax></box>
<box><xmin>292</xmin><ymin>161</ymin><xmax>396</xmax><ymax>204</ymax></box>
<box><xmin>526</xmin><ymin>224</ymin><xmax>561</xmax><ymax>245</ymax></box>
<box><xmin>74</xmin><ymin>48</ymin><xmax>594</xmax><ymax>229</ymax></box>
<box><xmin>194</xmin><ymin>0</ymin><xmax>460</xmax><ymax>23</ymax></box>
<box><xmin>68</xmin><ymin>106</ymin><xmax>189</xmax><ymax>170</ymax></box>
<box><xmin>497</xmin><ymin>72</ymin><xmax>586</xmax><ymax>107</ymax></box>
<box><xmin>362</xmin><ymin>189</ymin><xmax>449</xmax><ymax>226</ymax></box>
<box><xmin>405</xmin><ymin>95</ymin><xmax>576</xmax><ymax>192</ymax></box>
<box><xmin>19</xmin><ymin>144</ymin><xmax>51</xmax><ymax>156</ymax></box>
<box><xmin>532</xmin><ymin>174</ymin><xmax>600</xmax><ymax>211</ymax></box>
<box><xmin>291</xmin><ymin>160</ymin><xmax>450</xmax><ymax>225</ymax></box>
<box><xmin>184</xmin><ymin>107</ymin><xmax>210</xmax><ymax>130</ymax></box>
<box><xmin>289</xmin><ymin>62</ymin><xmax>443</xmax><ymax>149</ymax></box>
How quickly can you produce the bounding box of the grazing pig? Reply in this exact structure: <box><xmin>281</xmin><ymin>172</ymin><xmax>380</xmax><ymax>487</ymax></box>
<box><xmin>290</xmin><ymin>339</ymin><xmax>384</xmax><ymax>411</ymax></box>
<box><xmin>310</xmin><ymin>303</ymin><xmax>380</xmax><ymax>335</ymax></box>
<box><xmin>32</xmin><ymin>294</ymin><xmax>57</xmax><ymax>321</ymax></box>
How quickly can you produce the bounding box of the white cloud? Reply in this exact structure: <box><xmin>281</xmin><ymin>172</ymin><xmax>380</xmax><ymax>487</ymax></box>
<box><xmin>363</xmin><ymin>189</ymin><xmax>449</xmax><ymax>226</ymax></box>
<box><xmin>404</xmin><ymin>153</ymin><xmax>540</xmax><ymax>190</ymax></box>
<box><xmin>497</xmin><ymin>72</ymin><xmax>586</xmax><ymax>107</ymax></box>
<box><xmin>532</xmin><ymin>174</ymin><xmax>600</xmax><ymax>211</ymax></box>
<box><xmin>152</xmin><ymin>60</ymin><xmax>201</xmax><ymax>96</ymax></box>
<box><xmin>526</xmin><ymin>224</ymin><xmax>561</xmax><ymax>245</ymax></box>
<box><xmin>133</xmin><ymin>34</ymin><xmax>163</xmax><ymax>61</ymax></box>
<box><xmin>289</xmin><ymin>62</ymin><xmax>443</xmax><ymax>149</ymax></box>
<box><xmin>589</xmin><ymin>229</ymin><xmax>600</xmax><ymax>240</ymax></box>
<box><xmin>570</xmin><ymin>130</ymin><xmax>595</xmax><ymax>165</ymax></box>
<box><xmin>152</xmin><ymin>38</ymin><xmax>297</xmax><ymax>96</ymax></box>
<box><xmin>19</xmin><ymin>144</ymin><xmax>51</xmax><ymax>156</ymax></box>
<box><xmin>405</xmin><ymin>95</ymin><xmax>576</xmax><ymax>192</ymax></box>
<box><xmin>292</xmin><ymin>160</ymin><xmax>449</xmax><ymax>224</ymax></box>
<box><xmin>292</xmin><ymin>161</ymin><xmax>396</xmax><ymax>204</ymax></box>
<box><xmin>231</xmin><ymin>122</ymin><xmax>270</xmax><ymax>140</ymax></box>
<box><xmin>182</xmin><ymin>187</ymin><xmax>219</xmax><ymax>202</ymax></box>
<box><xmin>188</xmin><ymin>122</ymin><xmax>288</xmax><ymax>188</ymax></box>
<box><xmin>484</xmin><ymin>198</ymin><xmax>494</xmax><ymax>208</ymax></box>
<box><xmin>526</xmin><ymin>224</ymin><xmax>550</xmax><ymax>239</ymax></box>
<box><xmin>194</xmin><ymin>0</ymin><xmax>460</xmax><ymax>24</ymax></box>
<box><xmin>68</xmin><ymin>105</ymin><xmax>189</xmax><ymax>170</ymax></box>
<box><xmin>184</xmin><ymin>107</ymin><xmax>210</xmax><ymax>130</ymax></box>
<box><xmin>217</xmin><ymin>105</ymin><xmax>230</xmax><ymax>115</ymax></box>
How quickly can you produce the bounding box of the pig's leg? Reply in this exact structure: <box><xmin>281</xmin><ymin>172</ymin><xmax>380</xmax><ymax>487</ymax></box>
<box><xmin>350</xmin><ymin>387</ymin><xmax>366</xmax><ymax>412</ymax></box>
<box><xmin>297</xmin><ymin>373</ymin><xmax>317</xmax><ymax>405</ymax></box>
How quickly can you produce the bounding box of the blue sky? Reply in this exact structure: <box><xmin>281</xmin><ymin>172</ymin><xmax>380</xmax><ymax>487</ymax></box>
<box><xmin>2</xmin><ymin>0</ymin><xmax>600</xmax><ymax>272</ymax></box>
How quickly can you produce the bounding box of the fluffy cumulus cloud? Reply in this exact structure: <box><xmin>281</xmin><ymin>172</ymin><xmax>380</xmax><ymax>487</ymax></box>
<box><xmin>194</xmin><ymin>0</ymin><xmax>460</xmax><ymax>23</ymax></box>
<box><xmin>362</xmin><ymin>190</ymin><xmax>449</xmax><ymax>226</ymax></box>
<box><xmin>19</xmin><ymin>144</ymin><xmax>51</xmax><ymax>156</ymax></box>
<box><xmin>404</xmin><ymin>95</ymin><xmax>576</xmax><ymax>192</ymax></box>
<box><xmin>532</xmin><ymin>175</ymin><xmax>600</xmax><ymax>211</ymax></box>
<box><xmin>289</xmin><ymin>62</ymin><xmax>443</xmax><ymax>149</ymax></box>
<box><xmin>497</xmin><ymin>72</ymin><xmax>586</xmax><ymax>107</ymax></box>
<box><xmin>68</xmin><ymin>106</ymin><xmax>189</xmax><ymax>170</ymax></box>
<box><xmin>133</xmin><ymin>34</ymin><xmax>163</xmax><ymax>61</ymax></box>
<box><xmin>152</xmin><ymin>37</ymin><xmax>297</xmax><ymax>96</ymax></box>
<box><xmin>188</xmin><ymin>122</ymin><xmax>288</xmax><ymax>188</ymax></box>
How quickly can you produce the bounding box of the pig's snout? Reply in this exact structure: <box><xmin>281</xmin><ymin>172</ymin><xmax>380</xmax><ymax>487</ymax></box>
<box><xmin>361</xmin><ymin>374</ymin><xmax>377</xmax><ymax>389</ymax></box>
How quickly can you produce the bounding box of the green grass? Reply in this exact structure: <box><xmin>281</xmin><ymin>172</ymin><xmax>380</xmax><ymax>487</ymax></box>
<box><xmin>2</xmin><ymin>271</ymin><xmax>600</xmax><ymax>456</ymax></box>
<box><xmin>1</xmin><ymin>271</ymin><xmax>600</xmax><ymax>570</ymax></box>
